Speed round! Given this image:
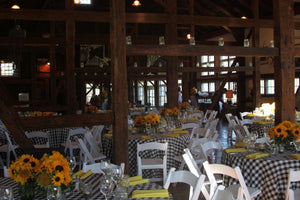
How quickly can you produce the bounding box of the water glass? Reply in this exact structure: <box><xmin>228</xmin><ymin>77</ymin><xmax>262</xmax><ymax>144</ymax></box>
<box><xmin>244</xmin><ymin>39</ymin><xmax>250</xmax><ymax>47</ymax></box>
<box><xmin>101</xmin><ymin>160</ymin><xmax>112</xmax><ymax>176</ymax></box>
<box><xmin>99</xmin><ymin>176</ymin><xmax>113</xmax><ymax>200</ymax></box>
<box><xmin>112</xmin><ymin>166</ymin><xmax>123</xmax><ymax>185</ymax></box>
<box><xmin>2</xmin><ymin>187</ymin><xmax>14</xmax><ymax>200</ymax></box>
<box><xmin>47</xmin><ymin>185</ymin><xmax>63</xmax><ymax>200</ymax></box>
<box><xmin>114</xmin><ymin>175</ymin><xmax>130</xmax><ymax>199</ymax></box>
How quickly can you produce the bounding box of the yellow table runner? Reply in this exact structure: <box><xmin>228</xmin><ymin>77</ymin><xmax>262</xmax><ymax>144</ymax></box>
<box><xmin>225</xmin><ymin>148</ymin><xmax>247</xmax><ymax>153</ymax></box>
<box><xmin>246</xmin><ymin>152</ymin><xmax>269</xmax><ymax>159</ymax></box>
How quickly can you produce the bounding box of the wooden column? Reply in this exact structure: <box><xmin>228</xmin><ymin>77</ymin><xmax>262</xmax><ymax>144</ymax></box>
<box><xmin>65</xmin><ymin>1</ymin><xmax>77</xmax><ymax>114</ymax></box>
<box><xmin>252</xmin><ymin>0</ymin><xmax>261</xmax><ymax>109</ymax></box>
<box><xmin>50</xmin><ymin>21</ymin><xmax>57</xmax><ymax>106</ymax></box>
<box><xmin>273</xmin><ymin>0</ymin><xmax>295</xmax><ymax>123</ymax></box>
<box><xmin>154</xmin><ymin>81</ymin><xmax>159</xmax><ymax>107</ymax></box>
<box><xmin>128</xmin><ymin>79</ymin><xmax>134</xmax><ymax>104</ymax></box>
<box><xmin>110</xmin><ymin>0</ymin><xmax>129</xmax><ymax>169</ymax></box>
<box><xmin>166</xmin><ymin>1</ymin><xmax>178</xmax><ymax>108</ymax></box>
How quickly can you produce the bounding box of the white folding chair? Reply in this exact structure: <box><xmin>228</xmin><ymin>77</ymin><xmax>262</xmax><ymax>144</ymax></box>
<box><xmin>203</xmin><ymin>161</ymin><xmax>261</xmax><ymax>200</ymax></box>
<box><xmin>232</xmin><ymin>124</ymin><xmax>248</xmax><ymax>144</ymax></box>
<box><xmin>90</xmin><ymin>125</ymin><xmax>104</xmax><ymax>147</ymax></box>
<box><xmin>164</xmin><ymin>167</ymin><xmax>206</xmax><ymax>200</ymax></box>
<box><xmin>62</xmin><ymin>127</ymin><xmax>88</xmax><ymax>164</ymax></box>
<box><xmin>84</xmin><ymin>131</ymin><xmax>104</xmax><ymax>157</ymax></box>
<box><xmin>182</xmin><ymin>122</ymin><xmax>200</xmax><ymax>130</ymax></box>
<box><xmin>0</xmin><ymin>131</ymin><xmax>18</xmax><ymax>166</ymax></box>
<box><xmin>200</xmin><ymin>140</ymin><xmax>223</xmax><ymax>163</ymax></box>
<box><xmin>189</xmin><ymin>127</ymin><xmax>210</xmax><ymax>140</ymax></box>
<box><xmin>25</xmin><ymin>131</ymin><xmax>50</xmax><ymax>148</ymax></box>
<box><xmin>137</xmin><ymin>142</ymin><xmax>168</xmax><ymax>184</ymax></box>
<box><xmin>285</xmin><ymin>169</ymin><xmax>300</xmax><ymax>200</ymax></box>
<box><xmin>75</xmin><ymin>137</ymin><xmax>106</xmax><ymax>165</ymax></box>
<box><xmin>211</xmin><ymin>185</ymin><xmax>235</xmax><ymax>200</ymax></box>
<box><xmin>188</xmin><ymin>112</ymin><xmax>204</xmax><ymax>120</ymax></box>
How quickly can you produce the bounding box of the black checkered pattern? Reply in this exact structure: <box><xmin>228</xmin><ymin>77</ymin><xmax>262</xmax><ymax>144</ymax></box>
<box><xmin>102</xmin><ymin>134</ymin><xmax>190</xmax><ymax>177</ymax></box>
<box><xmin>246</xmin><ymin>123</ymin><xmax>274</xmax><ymax>138</ymax></box>
<box><xmin>221</xmin><ymin>149</ymin><xmax>300</xmax><ymax>200</ymax></box>
<box><xmin>0</xmin><ymin>175</ymin><xmax>172</xmax><ymax>199</ymax></box>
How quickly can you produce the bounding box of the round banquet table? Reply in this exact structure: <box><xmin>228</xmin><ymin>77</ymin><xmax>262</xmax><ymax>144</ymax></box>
<box><xmin>0</xmin><ymin>174</ymin><xmax>172</xmax><ymax>200</ymax></box>
<box><xmin>221</xmin><ymin>148</ymin><xmax>300</xmax><ymax>200</ymax></box>
<box><xmin>102</xmin><ymin>132</ymin><xmax>190</xmax><ymax>177</ymax></box>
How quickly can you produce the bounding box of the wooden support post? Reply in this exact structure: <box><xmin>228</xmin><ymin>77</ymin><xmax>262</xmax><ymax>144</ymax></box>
<box><xmin>273</xmin><ymin>0</ymin><xmax>295</xmax><ymax>123</ymax></box>
<box><xmin>166</xmin><ymin>0</ymin><xmax>178</xmax><ymax>108</ymax></box>
<box><xmin>110</xmin><ymin>0</ymin><xmax>129</xmax><ymax>170</ymax></box>
<box><xmin>252</xmin><ymin>0</ymin><xmax>261</xmax><ymax>109</ymax></box>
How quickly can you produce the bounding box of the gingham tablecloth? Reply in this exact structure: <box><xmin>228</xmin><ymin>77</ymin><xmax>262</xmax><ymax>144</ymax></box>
<box><xmin>221</xmin><ymin>148</ymin><xmax>300</xmax><ymax>200</ymax></box>
<box><xmin>246</xmin><ymin>123</ymin><xmax>274</xmax><ymax>137</ymax></box>
<box><xmin>0</xmin><ymin>174</ymin><xmax>172</xmax><ymax>199</ymax></box>
<box><xmin>102</xmin><ymin>133</ymin><xmax>190</xmax><ymax>177</ymax></box>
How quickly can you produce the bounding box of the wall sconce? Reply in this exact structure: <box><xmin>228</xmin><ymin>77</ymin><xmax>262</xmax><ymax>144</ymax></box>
<box><xmin>132</xmin><ymin>0</ymin><xmax>141</xmax><ymax>6</ymax></box>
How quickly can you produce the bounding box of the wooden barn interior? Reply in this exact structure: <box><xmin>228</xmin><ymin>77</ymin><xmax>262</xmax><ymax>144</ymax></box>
<box><xmin>0</xmin><ymin>0</ymin><xmax>299</xmax><ymax>172</ymax></box>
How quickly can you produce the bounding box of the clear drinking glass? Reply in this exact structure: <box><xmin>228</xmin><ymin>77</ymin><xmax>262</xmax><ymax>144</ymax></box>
<box><xmin>112</xmin><ymin>166</ymin><xmax>123</xmax><ymax>186</ymax></box>
<box><xmin>99</xmin><ymin>176</ymin><xmax>113</xmax><ymax>200</ymax></box>
<box><xmin>101</xmin><ymin>160</ymin><xmax>112</xmax><ymax>176</ymax></box>
<box><xmin>67</xmin><ymin>156</ymin><xmax>76</xmax><ymax>175</ymax></box>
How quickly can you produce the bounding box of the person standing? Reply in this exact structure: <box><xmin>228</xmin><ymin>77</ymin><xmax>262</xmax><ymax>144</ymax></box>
<box><xmin>178</xmin><ymin>87</ymin><xmax>183</xmax><ymax>103</ymax></box>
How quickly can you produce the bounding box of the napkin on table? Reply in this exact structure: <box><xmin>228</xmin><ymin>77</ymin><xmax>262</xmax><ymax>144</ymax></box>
<box><xmin>290</xmin><ymin>154</ymin><xmax>300</xmax><ymax>160</ymax></box>
<box><xmin>163</xmin><ymin>133</ymin><xmax>180</xmax><ymax>138</ymax></box>
<box><xmin>132</xmin><ymin>189</ymin><xmax>169</xmax><ymax>198</ymax></box>
<box><xmin>225</xmin><ymin>148</ymin><xmax>247</xmax><ymax>153</ymax></box>
<box><xmin>173</xmin><ymin>128</ymin><xmax>183</xmax><ymax>131</ymax></box>
<box><xmin>128</xmin><ymin>176</ymin><xmax>149</xmax><ymax>186</ymax></box>
<box><xmin>188</xmin><ymin>118</ymin><xmax>199</xmax><ymax>121</ymax></box>
<box><xmin>72</xmin><ymin>170</ymin><xmax>93</xmax><ymax>179</ymax></box>
<box><xmin>104</xmin><ymin>133</ymin><xmax>113</xmax><ymax>138</ymax></box>
<box><xmin>235</xmin><ymin>142</ymin><xmax>246</xmax><ymax>148</ymax></box>
<box><xmin>173</xmin><ymin>130</ymin><xmax>189</xmax><ymax>134</ymax></box>
<box><xmin>246</xmin><ymin>152</ymin><xmax>269</xmax><ymax>159</ymax></box>
<box><xmin>140</xmin><ymin>135</ymin><xmax>151</xmax><ymax>140</ymax></box>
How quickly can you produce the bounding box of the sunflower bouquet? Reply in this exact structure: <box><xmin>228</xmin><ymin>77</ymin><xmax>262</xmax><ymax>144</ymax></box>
<box><xmin>37</xmin><ymin>151</ymin><xmax>71</xmax><ymax>189</ymax></box>
<box><xmin>8</xmin><ymin>151</ymin><xmax>71</xmax><ymax>198</ymax></box>
<box><xmin>85</xmin><ymin>105</ymin><xmax>98</xmax><ymax>113</ymax></box>
<box><xmin>269</xmin><ymin>121</ymin><xmax>300</xmax><ymax>146</ymax></box>
<box><xmin>178</xmin><ymin>102</ymin><xmax>190</xmax><ymax>111</ymax></box>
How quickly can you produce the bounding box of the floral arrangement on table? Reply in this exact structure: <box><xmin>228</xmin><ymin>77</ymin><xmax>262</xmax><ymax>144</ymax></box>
<box><xmin>269</xmin><ymin>121</ymin><xmax>300</xmax><ymax>147</ymax></box>
<box><xmin>8</xmin><ymin>151</ymin><xmax>71</xmax><ymax>199</ymax></box>
<box><xmin>160</xmin><ymin>107</ymin><xmax>179</xmax><ymax>120</ymax></box>
<box><xmin>134</xmin><ymin>115</ymin><xmax>146</xmax><ymax>128</ymax></box>
<box><xmin>190</xmin><ymin>87</ymin><xmax>197</xmax><ymax>95</ymax></box>
<box><xmin>178</xmin><ymin>102</ymin><xmax>190</xmax><ymax>111</ymax></box>
<box><xmin>134</xmin><ymin>113</ymin><xmax>161</xmax><ymax>127</ymax></box>
<box><xmin>85</xmin><ymin>105</ymin><xmax>98</xmax><ymax>113</ymax></box>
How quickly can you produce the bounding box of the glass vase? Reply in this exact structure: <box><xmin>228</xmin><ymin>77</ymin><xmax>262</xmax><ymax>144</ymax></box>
<box><xmin>278</xmin><ymin>143</ymin><xmax>285</xmax><ymax>153</ymax></box>
<box><xmin>19</xmin><ymin>180</ymin><xmax>36</xmax><ymax>200</ymax></box>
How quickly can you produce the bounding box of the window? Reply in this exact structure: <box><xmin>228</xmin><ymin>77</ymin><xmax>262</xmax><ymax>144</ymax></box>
<box><xmin>295</xmin><ymin>78</ymin><xmax>300</xmax><ymax>93</ymax></box>
<box><xmin>201</xmin><ymin>56</ymin><xmax>214</xmax><ymax>76</ymax></box>
<box><xmin>260</xmin><ymin>79</ymin><xmax>275</xmax><ymax>95</ymax></box>
<box><xmin>147</xmin><ymin>81</ymin><xmax>155</xmax><ymax>106</ymax></box>
<box><xmin>159</xmin><ymin>81</ymin><xmax>167</xmax><ymax>107</ymax></box>
<box><xmin>138</xmin><ymin>81</ymin><xmax>144</xmax><ymax>105</ymax></box>
<box><xmin>220</xmin><ymin>56</ymin><xmax>236</xmax><ymax>74</ymax></box>
<box><xmin>86</xmin><ymin>83</ymin><xmax>100</xmax><ymax>103</ymax></box>
<box><xmin>0</xmin><ymin>62</ymin><xmax>15</xmax><ymax>76</ymax></box>
<box><xmin>201</xmin><ymin>82</ymin><xmax>215</xmax><ymax>93</ymax></box>
<box><xmin>260</xmin><ymin>80</ymin><xmax>265</xmax><ymax>94</ymax></box>
<box><xmin>266</xmin><ymin>79</ymin><xmax>275</xmax><ymax>94</ymax></box>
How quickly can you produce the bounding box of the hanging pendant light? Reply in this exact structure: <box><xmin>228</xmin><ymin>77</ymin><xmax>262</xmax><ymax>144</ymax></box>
<box><xmin>132</xmin><ymin>0</ymin><xmax>141</xmax><ymax>7</ymax></box>
<box><xmin>11</xmin><ymin>4</ymin><xmax>20</xmax><ymax>9</ymax></box>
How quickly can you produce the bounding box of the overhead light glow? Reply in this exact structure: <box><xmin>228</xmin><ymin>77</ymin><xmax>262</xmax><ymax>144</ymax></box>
<box><xmin>11</xmin><ymin>4</ymin><xmax>20</xmax><ymax>9</ymax></box>
<box><xmin>186</xmin><ymin>33</ymin><xmax>191</xmax><ymax>39</ymax></box>
<box><xmin>74</xmin><ymin>0</ymin><xmax>81</xmax><ymax>4</ymax></box>
<box><xmin>241</xmin><ymin>16</ymin><xmax>247</xmax><ymax>19</ymax></box>
<box><xmin>132</xmin><ymin>0</ymin><xmax>141</xmax><ymax>6</ymax></box>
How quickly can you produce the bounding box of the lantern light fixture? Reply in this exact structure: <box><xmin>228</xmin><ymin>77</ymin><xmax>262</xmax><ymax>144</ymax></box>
<box><xmin>132</xmin><ymin>0</ymin><xmax>141</xmax><ymax>6</ymax></box>
<box><xmin>11</xmin><ymin>4</ymin><xmax>20</xmax><ymax>9</ymax></box>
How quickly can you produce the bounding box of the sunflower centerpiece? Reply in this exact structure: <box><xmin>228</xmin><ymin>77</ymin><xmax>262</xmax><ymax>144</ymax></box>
<box><xmin>269</xmin><ymin>121</ymin><xmax>300</xmax><ymax>152</ymax></box>
<box><xmin>8</xmin><ymin>151</ymin><xmax>71</xmax><ymax>200</ymax></box>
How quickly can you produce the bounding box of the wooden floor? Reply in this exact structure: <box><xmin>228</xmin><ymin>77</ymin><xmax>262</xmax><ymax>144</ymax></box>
<box><xmin>165</xmin><ymin>118</ymin><xmax>230</xmax><ymax>200</ymax></box>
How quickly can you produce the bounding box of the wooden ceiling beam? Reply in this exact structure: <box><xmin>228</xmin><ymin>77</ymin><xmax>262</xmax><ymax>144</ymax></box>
<box><xmin>0</xmin><ymin>8</ymin><xmax>275</xmax><ymax>28</ymax></box>
<box><xmin>127</xmin><ymin>45</ymin><xmax>278</xmax><ymax>57</ymax></box>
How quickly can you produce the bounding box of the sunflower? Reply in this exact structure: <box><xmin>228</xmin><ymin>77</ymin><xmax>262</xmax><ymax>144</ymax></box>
<box><xmin>269</xmin><ymin>127</ymin><xmax>275</xmax><ymax>138</ymax></box>
<box><xmin>292</xmin><ymin>127</ymin><xmax>300</xmax><ymax>137</ymax></box>
<box><xmin>281</xmin><ymin>121</ymin><xmax>293</xmax><ymax>128</ymax></box>
<box><xmin>274</xmin><ymin>124</ymin><xmax>288</xmax><ymax>139</ymax></box>
<box><xmin>52</xmin><ymin>173</ymin><xmax>65</xmax><ymax>187</ymax></box>
<box><xmin>37</xmin><ymin>172</ymin><xmax>52</xmax><ymax>188</ymax></box>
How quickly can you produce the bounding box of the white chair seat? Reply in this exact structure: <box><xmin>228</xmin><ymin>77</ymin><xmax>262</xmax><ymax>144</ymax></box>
<box><xmin>141</xmin><ymin>158</ymin><xmax>164</xmax><ymax>167</ymax></box>
<box><xmin>226</xmin><ymin>184</ymin><xmax>262</xmax><ymax>199</ymax></box>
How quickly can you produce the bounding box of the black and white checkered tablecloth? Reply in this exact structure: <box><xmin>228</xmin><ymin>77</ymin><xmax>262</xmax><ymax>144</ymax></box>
<box><xmin>222</xmin><ymin>149</ymin><xmax>300</xmax><ymax>200</ymax></box>
<box><xmin>0</xmin><ymin>175</ymin><xmax>172</xmax><ymax>200</ymax></box>
<box><xmin>102</xmin><ymin>133</ymin><xmax>190</xmax><ymax>177</ymax></box>
<box><xmin>246</xmin><ymin>123</ymin><xmax>274</xmax><ymax>137</ymax></box>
